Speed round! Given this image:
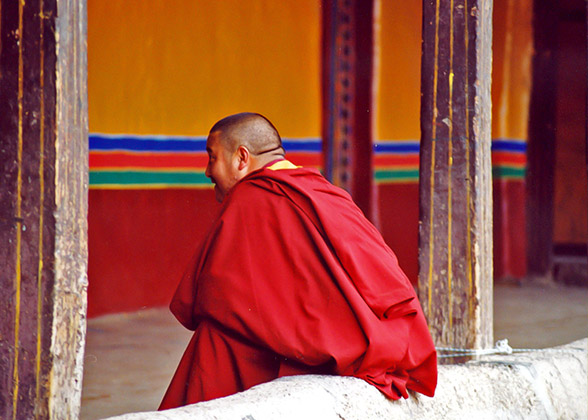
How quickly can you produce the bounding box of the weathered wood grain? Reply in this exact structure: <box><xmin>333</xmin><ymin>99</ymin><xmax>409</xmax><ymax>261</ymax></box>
<box><xmin>0</xmin><ymin>0</ymin><xmax>88</xmax><ymax>418</ymax></box>
<box><xmin>419</xmin><ymin>0</ymin><xmax>494</xmax><ymax>353</ymax></box>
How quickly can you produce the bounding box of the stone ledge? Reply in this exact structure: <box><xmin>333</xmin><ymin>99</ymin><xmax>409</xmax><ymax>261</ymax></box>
<box><xmin>106</xmin><ymin>339</ymin><xmax>587</xmax><ymax>420</ymax></box>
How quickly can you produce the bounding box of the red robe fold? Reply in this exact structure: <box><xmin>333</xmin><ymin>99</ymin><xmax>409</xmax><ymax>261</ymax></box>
<box><xmin>159</xmin><ymin>163</ymin><xmax>437</xmax><ymax>410</ymax></box>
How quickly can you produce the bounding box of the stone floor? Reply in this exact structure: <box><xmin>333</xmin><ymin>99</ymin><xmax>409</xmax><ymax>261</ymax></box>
<box><xmin>80</xmin><ymin>282</ymin><xmax>588</xmax><ymax>420</ymax></box>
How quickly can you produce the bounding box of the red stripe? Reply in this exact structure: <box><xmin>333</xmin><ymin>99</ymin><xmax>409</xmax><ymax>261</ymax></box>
<box><xmin>374</xmin><ymin>155</ymin><xmax>420</xmax><ymax>167</ymax></box>
<box><xmin>284</xmin><ymin>153</ymin><xmax>322</xmax><ymax>167</ymax></box>
<box><xmin>491</xmin><ymin>151</ymin><xmax>526</xmax><ymax>166</ymax></box>
<box><xmin>90</xmin><ymin>151</ymin><xmax>208</xmax><ymax>169</ymax></box>
<box><xmin>90</xmin><ymin>151</ymin><xmax>323</xmax><ymax>170</ymax></box>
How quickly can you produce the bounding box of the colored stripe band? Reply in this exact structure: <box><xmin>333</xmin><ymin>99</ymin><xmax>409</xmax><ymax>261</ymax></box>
<box><xmin>373</xmin><ymin>142</ymin><xmax>420</xmax><ymax>153</ymax></box>
<box><xmin>87</xmin><ymin>135</ymin><xmax>527</xmax><ymax>187</ymax></box>
<box><xmin>374</xmin><ymin>169</ymin><xmax>420</xmax><ymax>180</ymax></box>
<box><xmin>491</xmin><ymin>139</ymin><xmax>527</xmax><ymax>152</ymax></box>
<box><xmin>89</xmin><ymin>134</ymin><xmax>322</xmax><ymax>153</ymax></box>
<box><xmin>89</xmin><ymin>171</ymin><xmax>211</xmax><ymax>186</ymax></box>
<box><xmin>492</xmin><ymin>167</ymin><xmax>526</xmax><ymax>178</ymax></box>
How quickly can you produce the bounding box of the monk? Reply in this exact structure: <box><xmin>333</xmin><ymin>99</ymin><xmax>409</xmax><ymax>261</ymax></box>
<box><xmin>159</xmin><ymin>112</ymin><xmax>437</xmax><ymax>410</ymax></box>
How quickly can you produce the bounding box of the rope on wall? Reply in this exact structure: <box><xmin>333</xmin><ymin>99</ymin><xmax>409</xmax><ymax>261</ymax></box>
<box><xmin>436</xmin><ymin>338</ymin><xmax>585</xmax><ymax>359</ymax></box>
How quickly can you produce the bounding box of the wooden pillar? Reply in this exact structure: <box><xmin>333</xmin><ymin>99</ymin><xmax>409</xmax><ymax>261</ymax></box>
<box><xmin>419</xmin><ymin>0</ymin><xmax>494</xmax><ymax>351</ymax></box>
<box><xmin>0</xmin><ymin>0</ymin><xmax>88</xmax><ymax>418</ymax></box>
<box><xmin>526</xmin><ymin>0</ymin><xmax>558</xmax><ymax>279</ymax></box>
<box><xmin>322</xmin><ymin>0</ymin><xmax>376</xmax><ymax>221</ymax></box>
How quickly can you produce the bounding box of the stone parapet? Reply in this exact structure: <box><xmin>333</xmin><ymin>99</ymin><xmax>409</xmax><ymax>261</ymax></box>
<box><xmin>106</xmin><ymin>339</ymin><xmax>587</xmax><ymax>420</ymax></box>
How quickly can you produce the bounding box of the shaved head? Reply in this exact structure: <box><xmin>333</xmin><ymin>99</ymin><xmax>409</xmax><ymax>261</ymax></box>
<box><xmin>209</xmin><ymin>112</ymin><xmax>284</xmax><ymax>156</ymax></box>
<box><xmin>205</xmin><ymin>112</ymin><xmax>286</xmax><ymax>202</ymax></box>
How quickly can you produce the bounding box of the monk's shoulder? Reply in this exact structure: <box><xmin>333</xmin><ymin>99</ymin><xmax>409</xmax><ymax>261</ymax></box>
<box><xmin>223</xmin><ymin>174</ymin><xmax>287</xmax><ymax>212</ymax></box>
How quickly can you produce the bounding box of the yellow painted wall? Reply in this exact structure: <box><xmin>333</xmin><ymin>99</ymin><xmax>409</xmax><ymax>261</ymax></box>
<box><xmin>375</xmin><ymin>0</ymin><xmax>533</xmax><ymax>142</ymax></box>
<box><xmin>88</xmin><ymin>0</ymin><xmax>321</xmax><ymax>137</ymax></box>
<box><xmin>375</xmin><ymin>1</ymin><xmax>422</xmax><ymax>141</ymax></box>
<box><xmin>492</xmin><ymin>0</ymin><xmax>533</xmax><ymax>140</ymax></box>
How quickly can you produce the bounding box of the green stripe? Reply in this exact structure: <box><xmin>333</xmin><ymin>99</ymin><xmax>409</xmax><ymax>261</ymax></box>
<box><xmin>90</xmin><ymin>170</ymin><xmax>211</xmax><ymax>185</ymax></box>
<box><xmin>374</xmin><ymin>169</ymin><xmax>420</xmax><ymax>181</ymax></box>
<box><xmin>492</xmin><ymin>167</ymin><xmax>526</xmax><ymax>179</ymax></box>
<box><xmin>90</xmin><ymin>167</ymin><xmax>525</xmax><ymax>188</ymax></box>
<box><xmin>376</xmin><ymin>167</ymin><xmax>525</xmax><ymax>182</ymax></box>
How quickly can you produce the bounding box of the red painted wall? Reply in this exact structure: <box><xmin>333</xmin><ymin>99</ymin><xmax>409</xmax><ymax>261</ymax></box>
<box><xmin>87</xmin><ymin>189</ymin><xmax>219</xmax><ymax>317</ymax></box>
<box><xmin>378</xmin><ymin>184</ymin><xmax>420</xmax><ymax>285</ymax></box>
<box><xmin>493</xmin><ymin>181</ymin><xmax>527</xmax><ymax>279</ymax></box>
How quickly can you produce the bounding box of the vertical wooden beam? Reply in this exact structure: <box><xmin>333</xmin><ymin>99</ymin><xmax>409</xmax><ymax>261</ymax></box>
<box><xmin>0</xmin><ymin>0</ymin><xmax>88</xmax><ymax>418</ymax></box>
<box><xmin>51</xmin><ymin>0</ymin><xmax>89</xmax><ymax>417</ymax></box>
<box><xmin>322</xmin><ymin>0</ymin><xmax>376</xmax><ymax>221</ymax></box>
<box><xmin>419</xmin><ymin>0</ymin><xmax>494</xmax><ymax>351</ymax></box>
<box><xmin>526</xmin><ymin>0</ymin><xmax>558</xmax><ymax>279</ymax></box>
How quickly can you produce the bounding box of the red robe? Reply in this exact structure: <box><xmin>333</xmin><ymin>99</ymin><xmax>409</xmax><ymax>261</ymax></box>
<box><xmin>159</xmin><ymin>161</ymin><xmax>437</xmax><ymax>410</ymax></box>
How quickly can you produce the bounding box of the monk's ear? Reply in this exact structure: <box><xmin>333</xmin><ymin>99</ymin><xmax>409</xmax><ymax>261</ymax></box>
<box><xmin>236</xmin><ymin>145</ymin><xmax>250</xmax><ymax>170</ymax></box>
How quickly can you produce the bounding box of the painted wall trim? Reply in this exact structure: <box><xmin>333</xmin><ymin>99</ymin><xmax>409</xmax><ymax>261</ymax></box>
<box><xmin>89</xmin><ymin>134</ymin><xmax>527</xmax><ymax>188</ymax></box>
<box><xmin>89</xmin><ymin>133</ymin><xmax>322</xmax><ymax>189</ymax></box>
<box><xmin>375</xmin><ymin>138</ymin><xmax>527</xmax><ymax>184</ymax></box>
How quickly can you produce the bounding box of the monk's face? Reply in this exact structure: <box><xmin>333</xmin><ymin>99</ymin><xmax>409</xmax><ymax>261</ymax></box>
<box><xmin>205</xmin><ymin>131</ymin><xmax>241</xmax><ymax>202</ymax></box>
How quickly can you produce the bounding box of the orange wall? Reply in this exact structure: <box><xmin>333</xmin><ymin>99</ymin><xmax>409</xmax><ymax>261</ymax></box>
<box><xmin>375</xmin><ymin>0</ymin><xmax>534</xmax><ymax>148</ymax></box>
<box><xmin>492</xmin><ymin>0</ymin><xmax>533</xmax><ymax>140</ymax></box>
<box><xmin>375</xmin><ymin>1</ymin><xmax>422</xmax><ymax>141</ymax></box>
<box><xmin>491</xmin><ymin>0</ymin><xmax>533</xmax><ymax>279</ymax></box>
<box><xmin>88</xmin><ymin>0</ymin><xmax>321</xmax><ymax>137</ymax></box>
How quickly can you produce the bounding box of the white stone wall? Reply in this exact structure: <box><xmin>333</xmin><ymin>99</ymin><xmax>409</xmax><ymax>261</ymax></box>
<box><xmin>106</xmin><ymin>339</ymin><xmax>587</xmax><ymax>420</ymax></box>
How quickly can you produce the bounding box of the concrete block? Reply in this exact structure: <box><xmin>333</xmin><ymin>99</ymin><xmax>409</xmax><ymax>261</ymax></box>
<box><xmin>105</xmin><ymin>339</ymin><xmax>587</xmax><ymax>420</ymax></box>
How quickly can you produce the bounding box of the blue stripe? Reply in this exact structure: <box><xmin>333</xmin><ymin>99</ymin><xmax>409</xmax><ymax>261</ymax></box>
<box><xmin>282</xmin><ymin>140</ymin><xmax>322</xmax><ymax>152</ymax></box>
<box><xmin>491</xmin><ymin>139</ymin><xmax>527</xmax><ymax>152</ymax></box>
<box><xmin>89</xmin><ymin>135</ymin><xmax>206</xmax><ymax>152</ymax></box>
<box><xmin>89</xmin><ymin>134</ymin><xmax>321</xmax><ymax>153</ymax></box>
<box><xmin>90</xmin><ymin>134</ymin><xmax>524</xmax><ymax>154</ymax></box>
<box><xmin>374</xmin><ymin>139</ymin><xmax>527</xmax><ymax>154</ymax></box>
<box><xmin>374</xmin><ymin>142</ymin><xmax>420</xmax><ymax>153</ymax></box>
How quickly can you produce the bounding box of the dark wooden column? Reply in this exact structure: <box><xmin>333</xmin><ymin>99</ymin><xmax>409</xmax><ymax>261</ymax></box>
<box><xmin>419</xmin><ymin>0</ymin><xmax>493</xmax><ymax>351</ymax></box>
<box><xmin>322</xmin><ymin>0</ymin><xmax>376</xmax><ymax>221</ymax></box>
<box><xmin>0</xmin><ymin>0</ymin><xmax>88</xmax><ymax>418</ymax></box>
<box><xmin>526</xmin><ymin>0</ymin><xmax>558</xmax><ymax>279</ymax></box>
